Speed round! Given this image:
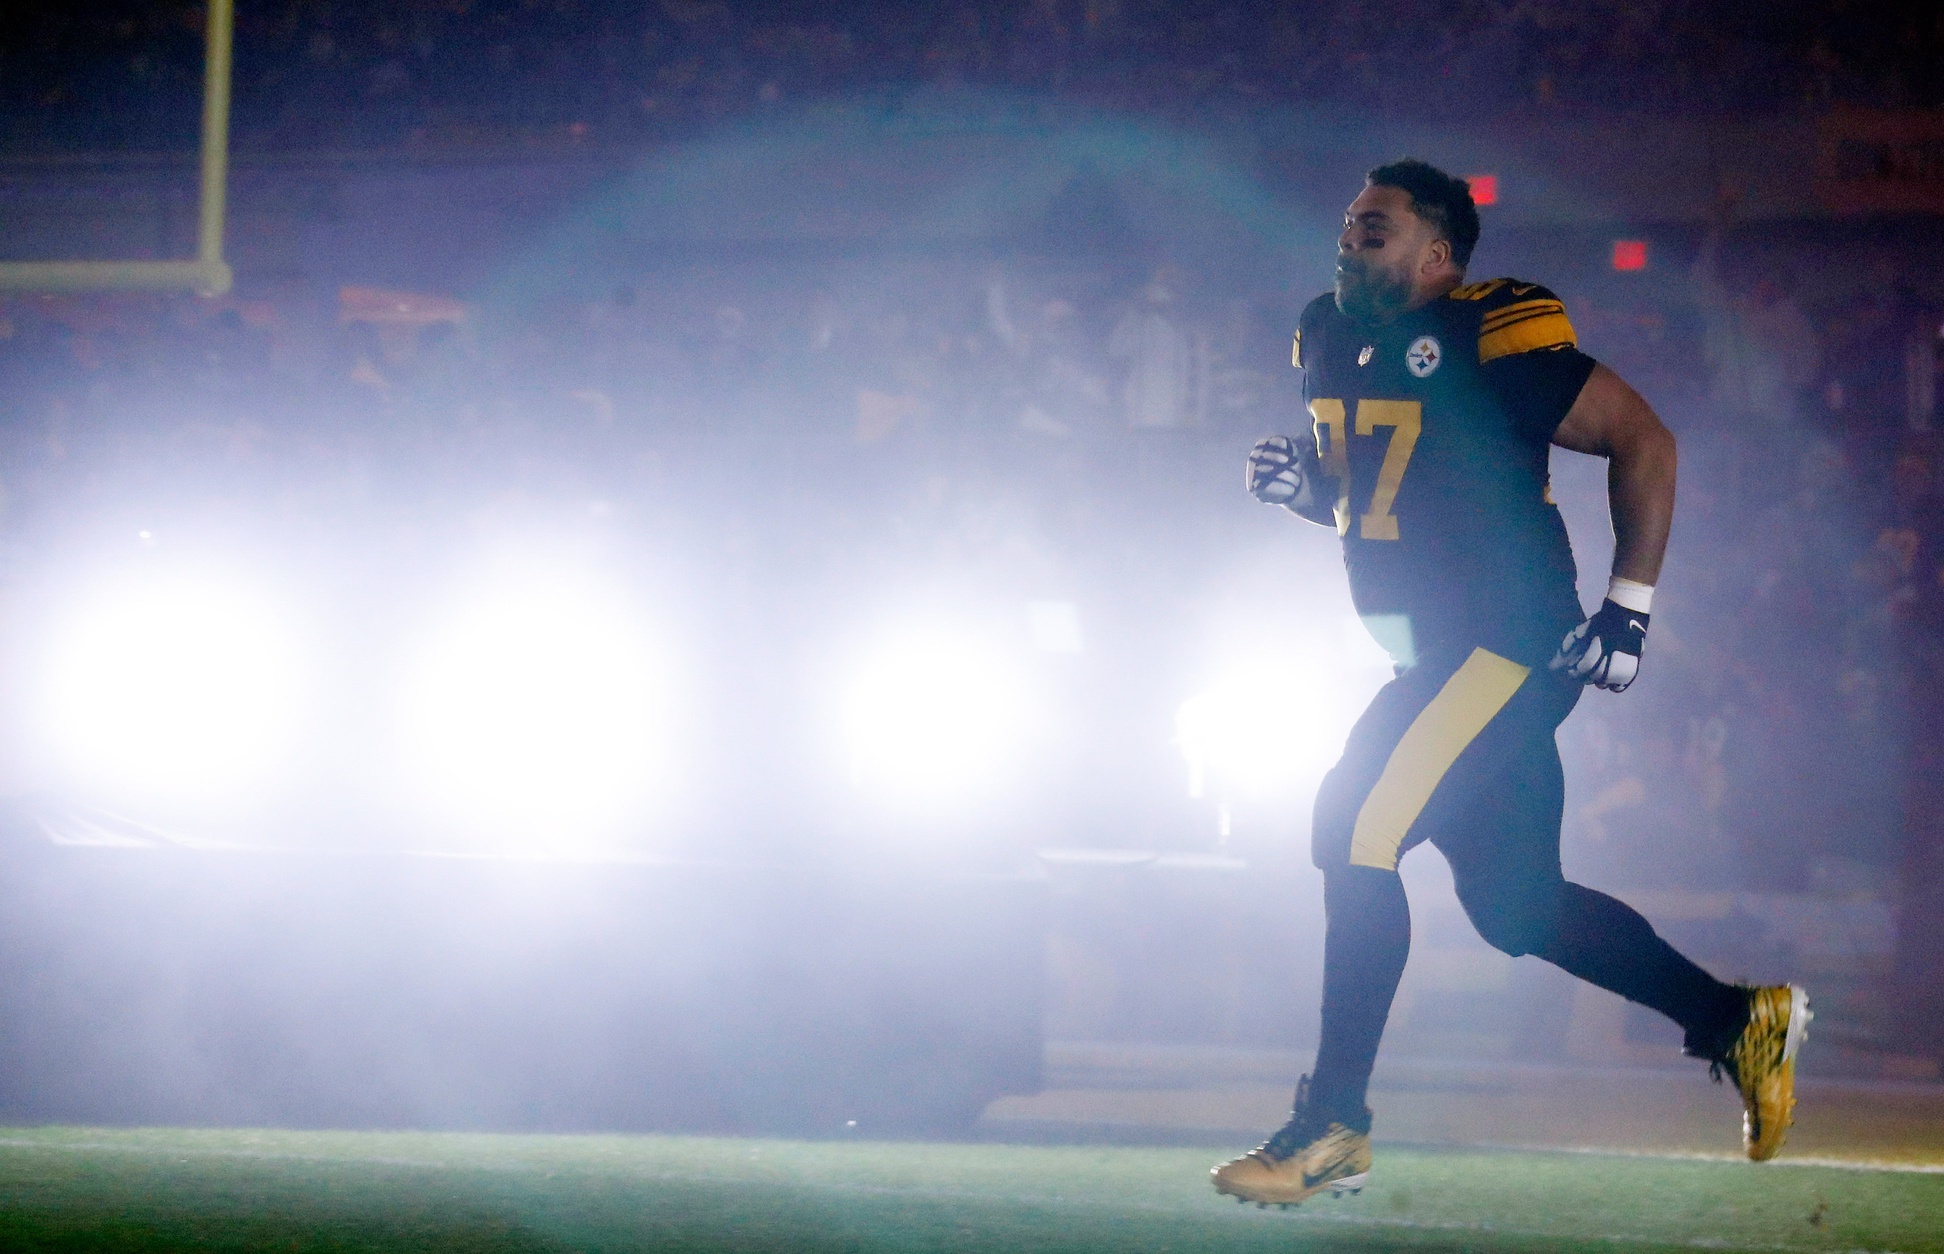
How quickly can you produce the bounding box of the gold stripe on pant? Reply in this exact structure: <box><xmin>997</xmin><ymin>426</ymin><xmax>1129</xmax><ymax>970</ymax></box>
<box><xmin>1348</xmin><ymin>648</ymin><xmax>1531</xmax><ymax>871</ymax></box>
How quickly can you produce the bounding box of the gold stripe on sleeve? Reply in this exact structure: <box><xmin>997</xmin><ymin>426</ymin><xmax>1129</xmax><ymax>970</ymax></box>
<box><xmin>1481</xmin><ymin>298</ymin><xmax>1566</xmax><ymax>330</ymax></box>
<box><xmin>1478</xmin><ymin>312</ymin><xmax>1577</xmax><ymax>363</ymax></box>
<box><xmin>1348</xmin><ymin>648</ymin><xmax>1531</xmax><ymax>870</ymax></box>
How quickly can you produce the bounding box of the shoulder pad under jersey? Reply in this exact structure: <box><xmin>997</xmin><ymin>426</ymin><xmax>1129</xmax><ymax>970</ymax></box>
<box><xmin>1446</xmin><ymin>278</ymin><xmax>1577</xmax><ymax>363</ymax></box>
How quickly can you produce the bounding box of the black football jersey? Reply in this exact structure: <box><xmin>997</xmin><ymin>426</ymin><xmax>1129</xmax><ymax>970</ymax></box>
<box><xmin>1293</xmin><ymin>278</ymin><xmax>1598</xmax><ymax>667</ymax></box>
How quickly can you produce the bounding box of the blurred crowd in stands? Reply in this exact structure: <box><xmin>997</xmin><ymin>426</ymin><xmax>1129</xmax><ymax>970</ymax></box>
<box><xmin>1561</xmin><ymin>217</ymin><xmax>1944</xmax><ymax>908</ymax></box>
<box><xmin>1</xmin><ymin>218</ymin><xmax>1939</xmax><ymax>908</ymax></box>
<box><xmin>6</xmin><ymin>0</ymin><xmax>1944</xmax><ymax>153</ymax></box>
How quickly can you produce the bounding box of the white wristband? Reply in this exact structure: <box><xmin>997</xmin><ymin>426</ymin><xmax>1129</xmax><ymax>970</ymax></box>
<box><xmin>1607</xmin><ymin>576</ymin><xmax>1654</xmax><ymax>614</ymax></box>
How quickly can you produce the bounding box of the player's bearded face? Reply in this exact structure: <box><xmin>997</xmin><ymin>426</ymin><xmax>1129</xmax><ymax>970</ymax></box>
<box><xmin>1334</xmin><ymin>249</ymin><xmax>1415</xmax><ymax>323</ymax></box>
<box><xmin>1334</xmin><ymin>184</ymin><xmax>1434</xmax><ymax>323</ymax></box>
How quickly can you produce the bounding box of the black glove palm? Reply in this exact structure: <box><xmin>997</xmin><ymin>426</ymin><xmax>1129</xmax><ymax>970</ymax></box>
<box><xmin>1550</xmin><ymin>598</ymin><xmax>1649</xmax><ymax>692</ymax></box>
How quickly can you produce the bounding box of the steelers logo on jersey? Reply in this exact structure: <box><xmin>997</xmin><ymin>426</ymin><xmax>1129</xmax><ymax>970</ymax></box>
<box><xmin>1406</xmin><ymin>336</ymin><xmax>1442</xmax><ymax>377</ymax></box>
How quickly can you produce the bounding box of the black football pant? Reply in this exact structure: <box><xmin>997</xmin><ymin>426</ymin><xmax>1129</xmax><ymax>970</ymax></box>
<box><xmin>1305</xmin><ymin>644</ymin><xmax>1746</xmax><ymax>1125</ymax></box>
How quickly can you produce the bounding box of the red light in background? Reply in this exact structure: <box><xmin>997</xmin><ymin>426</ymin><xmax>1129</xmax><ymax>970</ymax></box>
<box><xmin>1467</xmin><ymin>174</ymin><xmax>1498</xmax><ymax>206</ymax></box>
<box><xmin>1612</xmin><ymin>240</ymin><xmax>1648</xmax><ymax>272</ymax></box>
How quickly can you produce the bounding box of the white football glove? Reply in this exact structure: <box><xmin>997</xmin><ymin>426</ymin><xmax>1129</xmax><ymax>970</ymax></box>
<box><xmin>1550</xmin><ymin>599</ymin><xmax>1649</xmax><ymax>692</ymax></box>
<box><xmin>1246</xmin><ymin>435</ymin><xmax>1313</xmax><ymax>512</ymax></box>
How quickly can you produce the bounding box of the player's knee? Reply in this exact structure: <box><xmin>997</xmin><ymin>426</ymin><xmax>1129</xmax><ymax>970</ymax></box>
<box><xmin>1465</xmin><ymin>900</ymin><xmax>1549</xmax><ymax>957</ymax></box>
<box><xmin>1457</xmin><ymin>880</ymin><xmax>1564</xmax><ymax>958</ymax></box>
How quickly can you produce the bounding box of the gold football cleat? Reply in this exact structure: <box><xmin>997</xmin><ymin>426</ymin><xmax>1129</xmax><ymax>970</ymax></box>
<box><xmin>1721</xmin><ymin>984</ymin><xmax>1811</xmax><ymax>1161</ymax></box>
<box><xmin>1212</xmin><ymin>1078</ymin><xmax>1372</xmax><ymax>1207</ymax></box>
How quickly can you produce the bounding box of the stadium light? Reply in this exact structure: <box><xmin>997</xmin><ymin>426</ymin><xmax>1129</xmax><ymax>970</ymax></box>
<box><xmin>41</xmin><ymin>570</ymin><xmax>305</xmax><ymax>803</ymax></box>
<box><xmin>1176</xmin><ymin>680</ymin><xmax>1329</xmax><ymax>797</ymax></box>
<box><xmin>839</xmin><ymin>629</ymin><xmax>1032</xmax><ymax>804</ymax></box>
<box><xmin>1176</xmin><ymin>620</ymin><xmax>1392</xmax><ymax>798</ymax></box>
<box><xmin>397</xmin><ymin>572</ymin><xmax>668</xmax><ymax>841</ymax></box>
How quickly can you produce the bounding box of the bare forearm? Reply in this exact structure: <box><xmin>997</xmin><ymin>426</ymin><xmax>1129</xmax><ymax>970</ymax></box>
<box><xmin>1608</xmin><ymin>424</ymin><xmax>1676</xmax><ymax>584</ymax></box>
<box><xmin>1551</xmin><ymin>364</ymin><xmax>1677</xmax><ymax>587</ymax></box>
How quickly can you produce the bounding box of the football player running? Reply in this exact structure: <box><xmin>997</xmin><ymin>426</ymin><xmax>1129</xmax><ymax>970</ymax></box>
<box><xmin>1214</xmin><ymin>160</ymin><xmax>1808</xmax><ymax>1208</ymax></box>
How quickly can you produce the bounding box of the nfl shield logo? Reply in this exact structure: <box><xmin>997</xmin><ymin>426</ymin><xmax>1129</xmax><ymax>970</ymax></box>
<box><xmin>1406</xmin><ymin>336</ymin><xmax>1441</xmax><ymax>377</ymax></box>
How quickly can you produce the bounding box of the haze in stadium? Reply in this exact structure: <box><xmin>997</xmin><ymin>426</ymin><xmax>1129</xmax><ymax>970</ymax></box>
<box><xmin>2</xmin><ymin>3</ymin><xmax>1943</xmax><ymax>1251</ymax></box>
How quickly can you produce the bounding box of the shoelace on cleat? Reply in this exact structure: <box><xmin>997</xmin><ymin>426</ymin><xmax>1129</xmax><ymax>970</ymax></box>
<box><xmin>1260</xmin><ymin>1075</ymin><xmax>1329</xmax><ymax>1160</ymax></box>
<box><xmin>1261</xmin><ymin>1120</ymin><xmax>1312</xmax><ymax>1161</ymax></box>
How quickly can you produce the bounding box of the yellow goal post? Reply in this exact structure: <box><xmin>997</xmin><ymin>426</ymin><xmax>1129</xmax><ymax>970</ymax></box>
<box><xmin>0</xmin><ymin>0</ymin><xmax>234</xmax><ymax>296</ymax></box>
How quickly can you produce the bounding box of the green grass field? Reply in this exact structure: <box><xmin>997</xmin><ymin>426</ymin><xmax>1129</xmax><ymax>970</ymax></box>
<box><xmin>0</xmin><ymin>1127</ymin><xmax>1938</xmax><ymax>1253</ymax></box>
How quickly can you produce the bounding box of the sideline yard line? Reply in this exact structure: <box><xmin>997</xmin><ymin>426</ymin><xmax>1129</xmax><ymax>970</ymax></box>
<box><xmin>985</xmin><ymin>1118</ymin><xmax>1944</xmax><ymax>1177</ymax></box>
<box><xmin>0</xmin><ymin>1133</ymin><xmax>455</xmax><ymax>1171</ymax></box>
<box><xmin>1462</xmin><ymin>1141</ymin><xmax>1944</xmax><ymax>1175</ymax></box>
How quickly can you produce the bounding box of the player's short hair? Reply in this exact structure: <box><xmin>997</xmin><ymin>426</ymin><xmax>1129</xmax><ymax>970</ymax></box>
<box><xmin>1366</xmin><ymin>159</ymin><xmax>1481</xmax><ymax>269</ymax></box>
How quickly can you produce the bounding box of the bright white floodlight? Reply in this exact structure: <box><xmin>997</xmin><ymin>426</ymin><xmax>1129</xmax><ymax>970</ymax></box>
<box><xmin>840</xmin><ymin>630</ymin><xmax>1030</xmax><ymax>802</ymax></box>
<box><xmin>42</xmin><ymin>572</ymin><xmax>304</xmax><ymax>802</ymax></box>
<box><xmin>1176</xmin><ymin>663</ymin><xmax>1367</xmax><ymax>798</ymax></box>
<box><xmin>397</xmin><ymin>575</ymin><xmax>666</xmax><ymax>837</ymax></box>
